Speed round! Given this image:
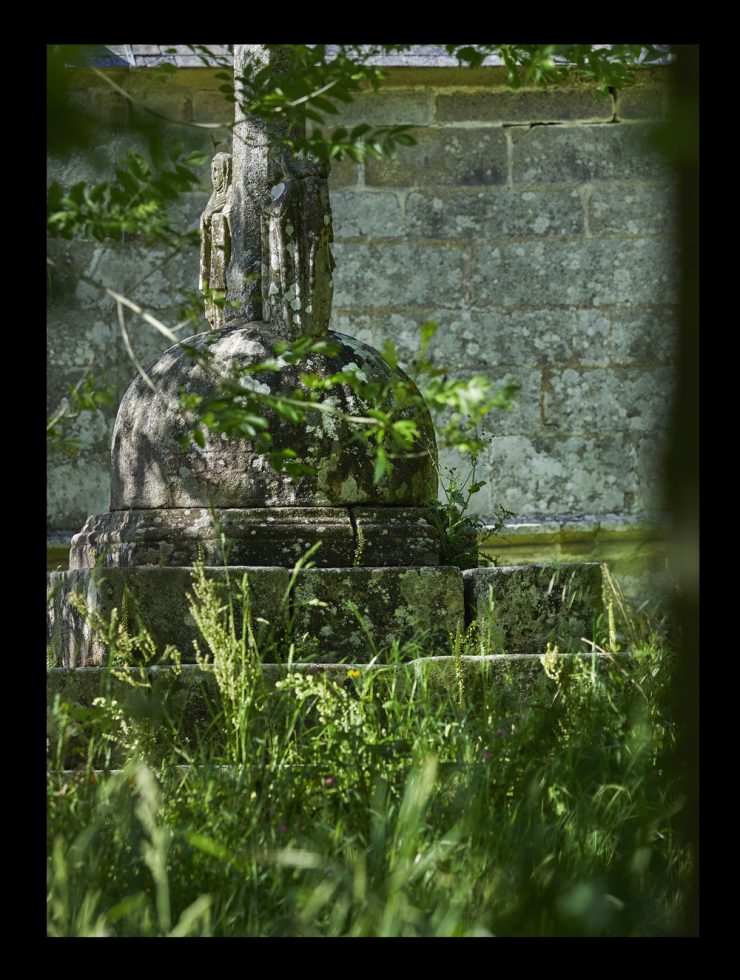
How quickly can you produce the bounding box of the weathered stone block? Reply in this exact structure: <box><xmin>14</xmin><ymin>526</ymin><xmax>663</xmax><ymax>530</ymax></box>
<box><xmin>328</xmin><ymin>312</ymin><xmax>381</xmax><ymax>350</ymax></box>
<box><xmin>64</xmin><ymin>241</ymin><xmax>196</xmax><ymax>313</ymax></box>
<box><xmin>328</xmin><ymin>157</ymin><xmax>360</xmax><ymax>188</ymax></box>
<box><xmin>291</xmin><ymin>567</ymin><xmax>465</xmax><ymax>661</ymax></box>
<box><xmin>331</xmin><ymin>190</ymin><xmax>404</xmax><ymax>239</ymax></box>
<box><xmin>436</xmin><ymin>88</ymin><xmax>613</xmax><ymax>124</ymax></box>
<box><xmin>488</xmin><ymin>434</ymin><xmax>636</xmax><ymax>515</ymax></box>
<box><xmin>163</xmin><ymin>190</ymin><xmax>211</xmax><ymax>233</ymax></box>
<box><xmin>408</xmin><ymin>652</ymin><xmax>625</xmax><ymax>708</ymax></box>
<box><xmin>109</xmin><ymin>325</ymin><xmax>437</xmax><ymax>510</ymax></box>
<box><xmin>512</xmin><ymin>124</ymin><xmax>672</xmax><ymax>184</ymax></box>
<box><xmin>48</xmin><ymin>456</ymin><xmax>111</xmax><ymax>533</ymax></box>
<box><xmin>616</xmin><ymin>85</ymin><xmax>668</xmax><ymax>120</ymax></box>
<box><xmin>48</xmin><ymin>566</ymin><xmax>292</xmax><ymax>667</ymax></box>
<box><xmin>69</xmin><ymin>506</ymin><xmax>441</xmax><ymax>569</ymax></box>
<box><xmin>362</xmin><ymin>307</ymin><xmax>611</xmax><ymax>370</ymax></box>
<box><xmin>405</xmin><ymin>187</ymin><xmax>584</xmax><ymax>239</ymax></box>
<box><xmin>352</xmin><ymin>508</ymin><xmax>440</xmax><ymax>566</ymax></box>
<box><xmin>447</xmin><ymin>367</ymin><xmax>540</xmax><ymax>435</ymax></box>
<box><xmin>66</xmin><ymin>87</ymin><xmax>130</xmax><ymax>130</ymax></box>
<box><xmin>633</xmin><ymin>430</ymin><xmax>671</xmax><ymax>512</ymax></box>
<box><xmin>332</xmin><ymin>243</ymin><xmax>467</xmax><ymax>307</ymax></box>
<box><xmin>365</xmin><ymin>129</ymin><xmax>508</xmax><ymax>186</ymax></box>
<box><xmin>115</xmin><ymin>303</ymin><xmax>195</xmax><ymax>375</ymax></box>
<box><xmin>435</xmin><ymin>446</ymin><xmax>495</xmax><ymax>517</ymax></box>
<box><xmin>47</xmin><ymin>312</ymin><xmax>119</xmax><ymax>372</ymax></box>
<box><xmin>541</xmin><ymin>366</ymin><xmax>675</xmax><ymax>433</ymax></box>
<box><xmin>70</xmin><ymin>508</ymin><xmax>357</xmax><ymax>569</ymax></box>
<box><xmin>48</xmin><ymin>653</ymin><xmax>632</xmax><ymax>766</ymax></box>
<box><xmin>46</xmin><ymin>365</ymin><xmax>115</xmax><ymax>449</ymax></box>
<box><xmin>186</xmin><ymin>88</ymin><xmax>236</xmax><ymax>124</ymax></box>
<box><xmin>48</xmin><ymin>139</ymin><xmax>132</xmax><ymax>190</ymax></box>
<box><xmin>462</xmin><ymin>563</ymin><xmax>604</xmax><ymax>654</ymax></box>
<box><xmin>567</xmin><ymin>308</ymin><xmax>612</xmax><ymax>365</ymax></box>
<box><xmin>332</xmin><ymin>90</ymin><xmax>434</xmax><ymax>126</ymax></box>
<box><xmin>589</xmin><ymin>182</ymin><xmax>677</xmax><ymax>235</ymax></box>
<box><xmin>607</xmin><ymin>306</ymin><xmax>678</xmax><ymax>365</ymax></box>
<box><xmin>468</xmin><ymin>239</ymin><xmax>678</xmax><ymax>307</ymax></box>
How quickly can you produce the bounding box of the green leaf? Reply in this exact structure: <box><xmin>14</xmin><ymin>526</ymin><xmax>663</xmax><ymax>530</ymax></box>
<box><xmin>128</xmin><ymin>153</ymin><xmax>151</xmax><ymax>181</ymax></box>
<box><xmin>187</xmin><ymin>832</ymin><xmax>232</xmax><ymax>862</ymax></box>
<box><xmin>419</xmin><ymin>320</ymin><xmax>438</xmax><ymax>357</ymax></box>
<box><xmin>373</xmin><ymin>445</ymin><xmax>388</xmax><ymax>484</ymax></box>
<box><xmin>311</xmin><ymin>96</ymin><xmax>339</xmax><ymax>115</ymax></box>
<box><xmin>169</xmin><ymin>139</ymin><xmax>184</xmax><ymax>162</ymax></box>
<box><xmin>381</xmin><ymin>339</ymin><xmax>398</xmax><ymax>372</ymax></box>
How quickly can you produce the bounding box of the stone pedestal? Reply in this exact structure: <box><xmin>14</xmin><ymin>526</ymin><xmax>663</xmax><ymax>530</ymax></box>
<box><xmin>48</xmin><ymin>564</ymin><xmax>465</xmax><ymax>667</ymax></box>
<box><xmin>46</xmin><ymin>46</ymin><xmax>608</xmax><ymax>711</ymax></box>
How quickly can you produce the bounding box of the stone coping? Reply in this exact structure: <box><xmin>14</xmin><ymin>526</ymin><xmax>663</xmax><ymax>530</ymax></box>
<box><xmin>63</xmin><ymin>45</ymin><xmax>672</xmax><ymax>71</ymax></box>
<box><xmin>481</xmin><ymin>514</ymin><xmax>672</xmax><ymax>548</ymax></box>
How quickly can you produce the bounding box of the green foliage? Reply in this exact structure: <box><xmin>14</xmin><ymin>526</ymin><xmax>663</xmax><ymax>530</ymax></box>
<box><xmin>405</xmin><ymin>320</ymin><xmax>521</xmax><ymax>455</ymax></box>
<box><xmin>429</xmin><ymin>451</ymin><xmax>515</xmax><ymax>569</ymax></box>
<box><xmin>446</xmin><ymin>43</ymin><xmax>666</xmax><ymax>95</ymax></box>
<box><xmin>224</xmin><ymin>44</ymin><xmax>420</xmax><ymax>163</ymax></box>
<box><xmin>175</xmin><ymin>320</ymin><xmax>520</xmax><ymax>487</ymax></box>
<box><xmin>47</xmin><ymin>43</ymin><xmax>665</xmax><ymax>246</ymax></box>
<box><xmin>47</xmin><ymin>567</ymin><xmax>689</xmax><ymax>936</ymax></box>
<box><xmin>47</xmin><ymin>143</ymin><xmax>205</xmax><ymax>247</ymax></box>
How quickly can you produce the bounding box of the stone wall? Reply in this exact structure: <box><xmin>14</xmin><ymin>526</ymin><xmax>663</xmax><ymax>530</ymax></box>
<box><xmin>47</xmin><ymin>64</ymin><xmax>677</xmax><ymax>550</ymax></box>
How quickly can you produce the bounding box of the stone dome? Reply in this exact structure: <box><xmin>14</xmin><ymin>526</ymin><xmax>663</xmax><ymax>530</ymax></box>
<box><xmin>110</xmin><ymin>320</ymin><xmax>438</xmax><ymax>511</ymax></box>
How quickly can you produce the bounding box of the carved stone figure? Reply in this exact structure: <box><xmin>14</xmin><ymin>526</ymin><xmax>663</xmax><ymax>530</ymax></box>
<box><xmin>261</xmin><ymin>150</ymin><xmax>335</xmax><ymax>339</ymax></box>
<box><xmin>200</xmin><ymin>152</ymin><xmax>233</xmax><ymax>329</ymax></box>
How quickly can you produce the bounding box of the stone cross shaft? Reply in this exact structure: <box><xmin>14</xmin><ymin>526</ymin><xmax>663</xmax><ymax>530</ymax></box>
<box><xmin>200</xmin><ymin>44</ymin><xmax>334</xmax><ymax>340</ymax></box>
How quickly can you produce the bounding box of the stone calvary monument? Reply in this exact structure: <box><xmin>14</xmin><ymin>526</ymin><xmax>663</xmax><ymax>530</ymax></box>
<box><xmin>48</xmin><ymin>45</ymin><xmax>604</xmax><ymax>671</ymax></box>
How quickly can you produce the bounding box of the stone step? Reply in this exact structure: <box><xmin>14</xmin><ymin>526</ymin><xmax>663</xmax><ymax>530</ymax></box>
<box><xmin>47</xmin><ymin>654</ymin><xmax>630</xmax><ymax>770</ymax></box>
<box><xmin>48</xmin><ymin>562</ymin><xmax>606</xmax><ymax>667</ymax></box>
<box><xmin>48</xmin><ymin>652</ymin><xmax>627</xmax><ymax>715</ymax></box>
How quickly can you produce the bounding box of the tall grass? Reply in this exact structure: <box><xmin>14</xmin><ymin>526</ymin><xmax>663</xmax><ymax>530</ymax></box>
<box><xmin>47</xmin><ymin>566</ymin><xmax>690</xmax><ymax>936</ymax></box>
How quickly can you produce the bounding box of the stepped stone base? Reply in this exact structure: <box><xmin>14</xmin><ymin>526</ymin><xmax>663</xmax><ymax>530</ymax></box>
<box><xmin>48</xmin><ymin>564</ymin><xmax>465</xmax><ymax>667</ymax></box>
<box><xmin>70</xmin><ymin>506</ymin><xmax>441</xmax><ymax>570</ymax></box>
<box><xmin>463</xmin><ymin>563</ymin><xmax>604</xmax><ymax>654</ymax></box>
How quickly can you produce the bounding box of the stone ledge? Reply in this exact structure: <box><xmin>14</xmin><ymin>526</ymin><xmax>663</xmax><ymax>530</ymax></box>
<box><xmin>47</xmin><ymin>651</ymin><xmax>632</xmax><ymax>764</ymax></box>
<box><xmin>463</xmin><ymin>563</ymin><xmax>604</xmax><ymax>655</ymax></box>
<box><xmin>49</xmin><ymin>653</ymin><xmax>632</xmax><ymax>770</ymax></box>
<box><xmin>482</xmin><ymin>514</ymin><xmax>671</xmax><ymax>548</ymax></box>
<box><xmin>69</xmin><ymin>506</ymin><xmax>440</xmax><ymax>570</ymax></box>
<box><xmin>48</xmin><ymin>564</ymin><xmax>465</xmax><ymax>667</ymax></box>
<box><xmin>48</xmin><ymin>652</ymin><xmax>627</xmax><ymax>701</ymax></box>
<box><xmin>49</xmin><ymin>516</ymin><xmax>672</xmax><ymax>571</ymax></box>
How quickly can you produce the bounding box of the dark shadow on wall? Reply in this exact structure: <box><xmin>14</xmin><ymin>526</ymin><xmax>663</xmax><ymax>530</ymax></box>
<box><xmin>663</xmin><ymin>44</ymin><xmax>699</xmax><ymax>938</ymax></box>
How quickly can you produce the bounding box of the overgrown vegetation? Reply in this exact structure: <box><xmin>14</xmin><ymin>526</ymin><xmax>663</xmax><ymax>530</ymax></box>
<box><xmin>48</xmin><ymin>568</ymin><xmax>689</xmax><ymax>937</ymax></box>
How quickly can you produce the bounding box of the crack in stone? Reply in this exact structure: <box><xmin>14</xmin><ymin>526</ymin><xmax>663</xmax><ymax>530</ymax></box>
<box><xmin>347</xmin><ymin>506</ymin><xmax>360</xmax><ymax>561</ymax></box>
